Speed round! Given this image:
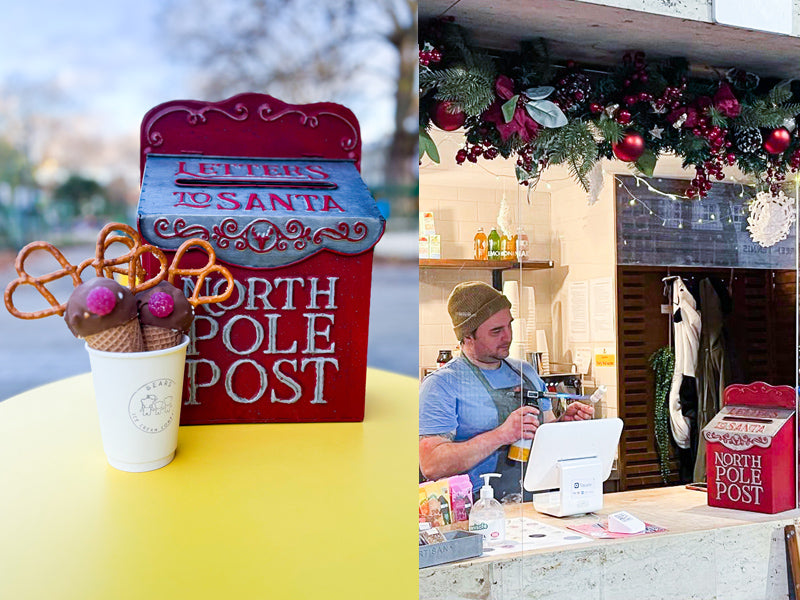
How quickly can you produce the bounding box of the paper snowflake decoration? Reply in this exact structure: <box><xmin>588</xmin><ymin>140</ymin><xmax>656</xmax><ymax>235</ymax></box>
<box><xmin>746</xmin><ymin>190</ymin><xmax>796</xmax><ymax>247</ymax></box>
<box><xmin>587</xmin><ymin>160</ymin><xmax>604</xmax><ymax>205</ymax></box>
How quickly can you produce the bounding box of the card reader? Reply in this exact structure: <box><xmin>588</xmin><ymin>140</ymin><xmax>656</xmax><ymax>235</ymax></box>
<box><xmin>607</xmin><ymin>510</ymin><xmax>645</xmax><ymax>534</ymax></box>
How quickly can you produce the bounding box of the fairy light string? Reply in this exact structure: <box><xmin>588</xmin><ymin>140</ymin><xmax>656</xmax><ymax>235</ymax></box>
<box><xmin>615</xmin><ymin>174</ymin><xmax>752</xmax><ymax>229</ymax></box>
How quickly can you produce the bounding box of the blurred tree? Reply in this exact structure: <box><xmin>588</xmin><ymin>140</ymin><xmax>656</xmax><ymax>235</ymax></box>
<box><xmin>160</xmin><ymin>0</ymin><xmax>417</xmax><ymax>190</ymax></box>
<box><xmin>0</xmin><ymin>77</ymin><xmax>69</xmax><ymax>170</ymax></box>
<box><xmin>0</xmin><ymin>138</ymin><xmax>34</xmax><ymax>187</ymax></box>
<box><xmin>53</xmin><ymin>174</ymin><xmax>108</xmax><ymax>218</ymax></box>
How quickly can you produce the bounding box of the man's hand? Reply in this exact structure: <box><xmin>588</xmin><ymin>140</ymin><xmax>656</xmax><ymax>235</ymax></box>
<box><xmin>560</xmin><ymin>401</ymin><xmax>594</xmax><ymax>421</ymax></box>
<box><xmin>496</xmin><ymin>405</ymin><xmax>540</xmax><ymax>445</ymax></box>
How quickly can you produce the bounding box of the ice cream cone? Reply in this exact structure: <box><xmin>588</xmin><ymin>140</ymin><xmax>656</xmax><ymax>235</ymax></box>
<box><xmin>84</xmin><ymin>318</ymin><xmax>144</xmax><ymax>353</ymax></box>
<box><xmin>136</xmin><ymin>281</ymin><xmax>193</xmax><ymax>352</ymax></box>
<box><xmin>141</xmin><ymin>324</ymin><xmax>182</xmax><ymax>351</ymax></box>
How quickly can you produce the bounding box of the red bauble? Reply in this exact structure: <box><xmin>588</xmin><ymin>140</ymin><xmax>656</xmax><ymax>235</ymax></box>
<box><xmin>763</xmin><ymin>127</ymin><xmax>791</xmax><ymax>154</ymax></box>
<box><xmin>431</xmin><ymin>101</ymin><xmax>466</xmax><ymax>131</ymax></box>
<box><xmin>613</xmin><ymin>131</ymin><xmax>646</xmax><ymax>162</ymax></box>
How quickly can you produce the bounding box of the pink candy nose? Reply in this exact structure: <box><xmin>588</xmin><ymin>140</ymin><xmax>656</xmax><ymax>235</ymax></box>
<box><xmin>148</xmin><ymin>292</ymin><xmax>174</xmax><ymax>318</ymax></box>
<box><xmin>86</xmin><ymin>286</ymin><xmax>117</xmax><ymax>316</ymax></box>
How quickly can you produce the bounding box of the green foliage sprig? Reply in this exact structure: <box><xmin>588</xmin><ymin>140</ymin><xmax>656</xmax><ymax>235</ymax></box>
<box><xmin>419</xmin><ymin>20</ymin><xmax>800</xmax><ymax>196</ymax></box>
<box><xmin>649</xmin><ymin>346</ymin><xmax>675</xmax><ymax>483</ymax></box>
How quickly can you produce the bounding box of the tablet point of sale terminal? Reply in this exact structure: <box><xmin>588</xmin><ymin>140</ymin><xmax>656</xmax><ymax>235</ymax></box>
<box><xmin>523</xmin><ymin>418</ymin><xmax>623</xmax><ymax>517</ymax></box>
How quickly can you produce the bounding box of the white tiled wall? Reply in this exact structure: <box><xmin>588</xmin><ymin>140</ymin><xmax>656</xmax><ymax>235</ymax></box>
<box><xmin>419</xmin><ymin>180</ymin><xmax>554</xmax><ymax>371</ymax></box>
<box><xmin>419</xmin><ymin>147</ymin><xmax>623</xmax><ymax>418</ymax></box>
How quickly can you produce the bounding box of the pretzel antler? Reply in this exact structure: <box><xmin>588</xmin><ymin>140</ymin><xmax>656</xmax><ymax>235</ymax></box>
<box><xmin>4</xmin><ymin>242</ymin><xmax>85</xmax><ymax>319</ymax></box>
<box><xmin>167</xmin><ymin>239</ymin><xmax>234</xmax><ymax>307</ymax></box>
<box><xmin>93</xmin><ymin>223</ymin><xmax>168</xmax><ymax>293</ymax></box>
<box><xmin>5</xmin><ymin>223</ymin><xmax>172</xmax><ymax>320</ymax></box>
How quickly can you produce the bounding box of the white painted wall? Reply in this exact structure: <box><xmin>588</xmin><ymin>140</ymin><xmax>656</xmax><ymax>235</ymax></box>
<box><xmin>546</xmin><ymin>164</ymin><xmax>619</xmax><ymax>418</ymax></box>
<box><xmin>418</xmin><ymin>175</ymin><xmax>553</xmax><ymax>371</ymax></box>
<box><xmin>419</xmin><ymin>126</ymin><xmax>729</xmax><ymax>421</ymax></box>
<box><xmin>420</xmin><ymin>133</ymin><xmax>624</xmax><ymax>417</ymax></box>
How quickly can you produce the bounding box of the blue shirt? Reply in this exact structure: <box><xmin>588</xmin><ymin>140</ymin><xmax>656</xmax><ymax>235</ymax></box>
<box><xmin>419</xmin><ymin>356</ymin><xmax>547</xmax><ymax>491</ymax></box>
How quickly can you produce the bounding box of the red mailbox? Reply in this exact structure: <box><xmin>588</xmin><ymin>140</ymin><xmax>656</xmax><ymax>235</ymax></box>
<box><xmin>703</xmin><ymin>381</ymin><xmax>797</xmax><ymax>514</ymax></box>
<box><xmin>136</xmin><ymin>94</ymin><xmax>384</xmax><ymax>424</ymax></box>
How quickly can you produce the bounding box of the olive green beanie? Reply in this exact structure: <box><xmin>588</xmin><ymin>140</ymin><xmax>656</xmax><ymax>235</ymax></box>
<box><xmin>447</xmin><ymin>281</ymin><xmax>512</xmax><ymax>341</ymax></box>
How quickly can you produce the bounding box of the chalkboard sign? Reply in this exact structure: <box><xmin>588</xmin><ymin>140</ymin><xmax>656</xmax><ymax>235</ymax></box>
<box><xmin>615</xmin><ymin>176</ymin><xmax>795</xmax><ymax>269</ymax></box>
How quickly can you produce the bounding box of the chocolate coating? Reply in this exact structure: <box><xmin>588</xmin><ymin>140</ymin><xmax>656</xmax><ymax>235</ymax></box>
<box><xmin>136</xmin><ymin>281</ymin><xmax>194</xmax><ymax>333</ymax></box>
<box><xmin>65</xmin><ymin>278</ymin><xmax>138</xmax><ymax>337</ymax></box>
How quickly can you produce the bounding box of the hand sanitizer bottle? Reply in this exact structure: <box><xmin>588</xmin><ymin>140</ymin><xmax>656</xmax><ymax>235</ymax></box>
<box><xmin>469</xmin><ymin>473</ymin><xmax>505</xmax><ymax>545</ymax></box>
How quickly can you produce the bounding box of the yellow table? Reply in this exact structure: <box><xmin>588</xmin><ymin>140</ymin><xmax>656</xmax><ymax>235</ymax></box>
<box><xmin>0</xmin><ymin>369</ymin><xmax>417</xmax><ymax>600</ymax></box>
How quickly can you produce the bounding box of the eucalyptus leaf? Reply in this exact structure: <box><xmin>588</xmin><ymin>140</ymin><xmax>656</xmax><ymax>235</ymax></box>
<box><xmin>419</xmin><ymin>129</ymin><xmax>440</xmax><ymax>164</ymax></box>
<box><xmin>524</xmin><ymin>100</ymin><xmax>568</xmax><ymax>128</ymax></box>
<box><xmin>515</xmin><ymin>165</ymin><xmax>533</xmax><ymax>182</ymax></box>
<box><xmin>523</xmin><ymin>86</ymin><xmax>554</xmax><ymax>101</ymax></box>
<box><xmin>635</xmin><ymin>150</ymin><xmax>657</xmax><ymax>177</ymax></box>
<box><xmin>502</xmin><ymin>95</ymin><xmax>519</xmax><ymax>123</ymax></box>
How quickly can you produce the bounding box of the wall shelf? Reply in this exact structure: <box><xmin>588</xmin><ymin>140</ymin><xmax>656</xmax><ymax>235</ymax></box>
<box><xmin>419</xmin><ymin>259</ymin><xmax>554</xmax><ymax>289</ymax></box>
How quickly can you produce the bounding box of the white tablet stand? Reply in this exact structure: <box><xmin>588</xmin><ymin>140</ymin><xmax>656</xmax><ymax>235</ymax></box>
<box><xmin>523</xmin><ymin>418</ymin><xmax>623</xmax><ymax>517</ymax></box>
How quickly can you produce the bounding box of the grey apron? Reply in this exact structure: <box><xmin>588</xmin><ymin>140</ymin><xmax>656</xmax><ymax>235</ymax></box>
<box><xmin>463</xmin><ymin>357</ymin><xmax>542</xmax><ymax>500</ymax></box>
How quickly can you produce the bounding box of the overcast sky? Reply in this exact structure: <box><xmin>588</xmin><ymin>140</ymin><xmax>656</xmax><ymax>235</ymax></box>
<box><xmin>1</xmin><ymin>0</ymin><xmax>189</xmax><ymax>139</ymax></box>
<box><xmin>0</xmin><ymin>0</ymin><xmax>396</xmax><ymax>185</ymax></box>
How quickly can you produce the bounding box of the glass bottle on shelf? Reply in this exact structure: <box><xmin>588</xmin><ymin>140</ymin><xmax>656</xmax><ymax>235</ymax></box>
<box><xmin>487</xmin><ymin>228</ymin><xmax>501</xmax><ymax>260</ymax></box>
<box><xmin>473</xmin><ymin>227</ymin><xmax>488</xmax><ymax>260</ymax></box>
<box><xmin>499</xmin><ymin>233</ymin><xmax>509</xmax><ymax>260</ymax></box>
<box><xmin>515</xmin><ymin>227</ymin><xmax>529</xmax><ymax>261</ymax></box>
<box><xmin>507</xmin><ymin>234</ymin><xmax>517</xmax><ymax>261</ymax></box>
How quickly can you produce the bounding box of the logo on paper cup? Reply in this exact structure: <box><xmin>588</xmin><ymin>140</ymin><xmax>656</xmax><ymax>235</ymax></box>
<box><xmin>129</xmin><ymin>378</ymin><xmax>176</xmax><ymax>433</ymax></box>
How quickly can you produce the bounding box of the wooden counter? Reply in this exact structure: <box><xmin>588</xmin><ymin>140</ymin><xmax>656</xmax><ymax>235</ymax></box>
<box><xmin>420</xmin><ymin>485</ymin><xmax>800</xmax><ymax>600</ymax></box>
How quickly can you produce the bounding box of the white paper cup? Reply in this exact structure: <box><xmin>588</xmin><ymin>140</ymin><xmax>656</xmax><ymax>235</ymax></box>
<box><xmin>85</xmin><ymin>336</ymin><xmax>189</xmax><ymax>472</ymax></box>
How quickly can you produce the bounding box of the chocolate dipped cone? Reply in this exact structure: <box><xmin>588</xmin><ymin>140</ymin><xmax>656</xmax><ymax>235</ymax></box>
<box><xmin>136</xmin><ymin>281</ymin><xmax>193</xmax><ymax>352</ymax></box>
<box><xmin>65</xmin><ymin>278</ymin><xmax>143</xmax><ymax>353</ymax></box>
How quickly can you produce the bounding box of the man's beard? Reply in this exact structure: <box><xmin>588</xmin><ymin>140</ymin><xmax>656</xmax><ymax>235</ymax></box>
<box><xmin>490</xmin><ymin>345</ymin><xmax>510</xmax><ymax>361</ymax></box>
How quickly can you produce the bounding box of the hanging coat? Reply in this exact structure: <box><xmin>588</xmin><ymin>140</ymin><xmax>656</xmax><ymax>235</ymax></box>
<box><xmin>693</xmin><ymin>278</ymin><xmax>731</xmax><ymax>482</ymax></box>
<box><xmin>667</xmin><ymin>277</ymin><xmax>700</xmax><ymax>450</ymax></box>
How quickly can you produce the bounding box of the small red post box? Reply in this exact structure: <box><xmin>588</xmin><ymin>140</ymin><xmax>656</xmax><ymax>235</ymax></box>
<box><xmin>703</xmin><ymin>381</ymin><xmax>797</xmax><ymax>514</ymax></box>
<box><xmin>135</xmin><ymin>94</ymin><xmax>385</xmax><ymax>424</ymax></box>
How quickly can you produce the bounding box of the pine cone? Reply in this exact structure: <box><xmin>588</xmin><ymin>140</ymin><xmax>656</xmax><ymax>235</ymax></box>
<box><xmin>734</xmin><ymin>128</ymin><xmax>762</xmax><ymax>153</ymax></box>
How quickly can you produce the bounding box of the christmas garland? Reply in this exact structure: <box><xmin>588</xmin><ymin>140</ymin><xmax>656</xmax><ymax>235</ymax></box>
<box><xmin>420</xmin><ymin>21</ymin><xmax>800</xmax><ymax>198</ymax></box>
<box><xmin>648</xmin><ymin>346</ymin><xmax>675</xmax><ymax>483</ymax></box>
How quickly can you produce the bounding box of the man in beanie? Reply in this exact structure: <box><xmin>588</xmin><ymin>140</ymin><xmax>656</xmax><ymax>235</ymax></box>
<box><xmin>419</xmin><ymin>281</ymin><xmax>593</xmax><ymax>499</ymax></box>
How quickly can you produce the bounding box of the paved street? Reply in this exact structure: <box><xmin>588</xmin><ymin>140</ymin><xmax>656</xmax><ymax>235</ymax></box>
<box><xmin>0</xmin><ymin>235</ymin><xmax>418</xmax><ymax>401</ymax></box>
